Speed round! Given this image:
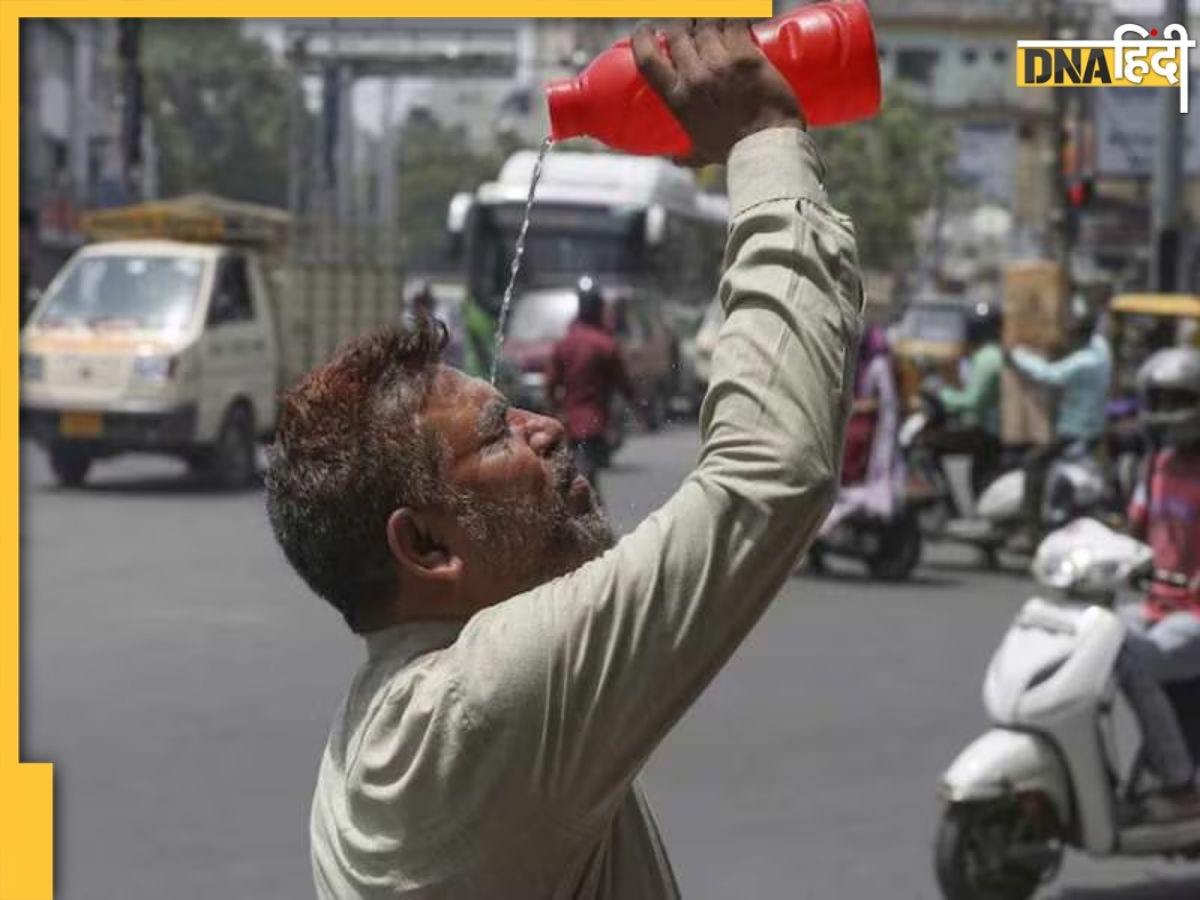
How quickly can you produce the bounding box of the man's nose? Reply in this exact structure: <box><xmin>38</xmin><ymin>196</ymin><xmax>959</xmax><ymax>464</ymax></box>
<box><xmin>524</xmin><ymin>411</ymin><xmax>565</xmax><ymax>456</ymax></box>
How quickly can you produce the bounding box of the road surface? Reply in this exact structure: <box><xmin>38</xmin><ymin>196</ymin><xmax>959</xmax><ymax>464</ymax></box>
<box><xmin>20</xmin><ymin>426</ymin><xmax>1200</xmax><ymax>899</ymax></box>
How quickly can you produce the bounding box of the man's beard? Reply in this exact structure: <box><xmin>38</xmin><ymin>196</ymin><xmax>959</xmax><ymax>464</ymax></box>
<box><xmin>453</xmin><ymin>450</ymin><xmax>614</xmax><ymax>593</ymax></box>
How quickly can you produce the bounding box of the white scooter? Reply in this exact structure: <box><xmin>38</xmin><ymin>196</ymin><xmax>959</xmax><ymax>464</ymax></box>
<box><xmin>935</xmin><ymin>518</ymin><xmax>1200</xmax><ymax>899</ymax></box>
<box><xmin>900</xmin><ymin>391</ymin><xmax>1115</xmax><ymax>564</ymax></box>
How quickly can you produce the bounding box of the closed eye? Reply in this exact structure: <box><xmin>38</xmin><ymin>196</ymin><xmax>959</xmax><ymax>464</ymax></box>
<box><xmin>479</xmin><ymin>400</ymin><xmax>513</xmax><ymax>451</ymax></box>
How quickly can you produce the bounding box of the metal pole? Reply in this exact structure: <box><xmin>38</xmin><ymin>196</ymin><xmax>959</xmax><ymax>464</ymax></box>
<box><xmin>1151</xmin><ymin>0</ymin><xmax>1187</xmax><ymax>292</ymax></box>
<box><xmin>286</xmin><ymin>37</ymin><xmax>304</xmax><ymax>264</ymax></box>
<box><xmin>117</xmin><ymin>19</ymin><xmax>144</xmax><ymax>202</ymax></box>
<box><xmin>1046</xmin><ymin>0</ymin><xmax>1071</xmax><ymax>269</ymax></box>
<box><xmin>338</xmin><ymin>63</ymin><xmax>355</xmax><ymax>227</ymax></box>
<box><xmin>380</xmin><ymin>77</ymin><xmax>396</xmax><ymax>268</ymax></box>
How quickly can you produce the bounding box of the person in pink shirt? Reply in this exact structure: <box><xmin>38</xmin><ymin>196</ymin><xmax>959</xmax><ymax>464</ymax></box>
<box><xmin>547</xmin><ymin>277</ymin><xmax>641</xmax><ymax>502</ymax></box>
<box><xmin>1117</xmin><ymin>347</ymin><xmax>1200</xmax><ymax>823</ymax></box>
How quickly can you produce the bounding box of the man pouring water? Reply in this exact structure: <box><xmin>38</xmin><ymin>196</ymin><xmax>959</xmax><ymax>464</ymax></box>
<box><xmin>265</xmin><ymin>19</ymin><xmax>862</xmax><ymax>899</ymax></box>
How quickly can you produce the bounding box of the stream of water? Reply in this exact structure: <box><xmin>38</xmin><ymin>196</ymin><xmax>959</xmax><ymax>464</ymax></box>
<box><xmin>489</xmin><ymin>136</ymin><xmax>554</xmax><ymax>385</ymax></box>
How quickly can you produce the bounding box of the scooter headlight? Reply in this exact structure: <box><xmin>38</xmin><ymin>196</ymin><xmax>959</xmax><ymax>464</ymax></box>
<box><xmin>1032</xmin><ymin>518</ymin><xmax>1153</xmax><ymax>596</ymax></box>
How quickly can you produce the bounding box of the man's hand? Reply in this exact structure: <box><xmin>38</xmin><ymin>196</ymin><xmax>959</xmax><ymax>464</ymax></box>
<box><xmin>632</xmin><ymin>19</ymin><xmax>804</xmax><ymax>167</ymax></box>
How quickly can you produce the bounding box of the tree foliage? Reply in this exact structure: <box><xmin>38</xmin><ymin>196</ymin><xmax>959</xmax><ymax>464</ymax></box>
<box><xmin>395</xmin><ymin>112</ymin><xmax>524</xmax><ymax>271</ymax></box>
<box><xmin>814</xmin><ymin>89</ymin><xmax>955</xmax><ymax>273</ymax></box>
<box><xmin>143</xmin><ymin>20</ymin><xmax>290</xmax><ymax>207</ymax></box>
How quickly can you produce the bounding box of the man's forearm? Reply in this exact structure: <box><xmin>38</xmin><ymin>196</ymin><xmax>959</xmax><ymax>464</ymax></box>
<box><xmin>1012</xmin><ymin>347</ymin><xmax>1068</xmax><ymax>387</ymax></box>
<box><xmin>697</xmin><ymin>126</ymin><xmax>862</xmax><ymax>497</ymax></box>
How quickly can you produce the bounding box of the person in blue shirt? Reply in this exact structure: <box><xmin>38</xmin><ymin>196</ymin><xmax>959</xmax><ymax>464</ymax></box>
<box><xmin>1005</xmin><ymin>291</ymin><xmax>1113</xmax><ymax>548</ymax></box>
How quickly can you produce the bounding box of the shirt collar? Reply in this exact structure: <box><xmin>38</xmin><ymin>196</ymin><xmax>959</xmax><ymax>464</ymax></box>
<box><xmin>363</xmin><ymin>618</ymin><xmax>466</xmax><ymax>662</ymax></box>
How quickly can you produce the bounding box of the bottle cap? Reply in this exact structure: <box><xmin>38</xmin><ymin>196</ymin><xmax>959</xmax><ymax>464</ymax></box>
<box><xmin>546</xmin><ymin>78</ymin><xmax>585</xmax><ymax>141</ymax></box>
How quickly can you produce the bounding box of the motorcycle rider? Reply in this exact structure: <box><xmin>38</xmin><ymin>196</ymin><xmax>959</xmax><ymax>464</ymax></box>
<box><xmin>547</xmin><ymin>276</ymin><xmax>641</xmax><ymax>503</ymax></box>
<box><xmin>1005</xmin><ymin>292</ymin><xmax>1113</xmax><ymax>550</ymax></box>
<box><xmin>1117</xmin><ymin>347</ymin><xmax>1200</xmax><ymax>823</ymax></box>
<box><xmin>933</xmin><ymin>300</ymin><xmax>1004</xmax><ymax>498</ymax></box>
<box><xmin>819</xmin><ymin>324</ymin><xmax>903</xmax><ymax>535</ymax></box>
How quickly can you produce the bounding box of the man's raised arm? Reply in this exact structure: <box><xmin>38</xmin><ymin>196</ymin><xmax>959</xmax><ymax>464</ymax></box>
<box><xmin>450</xmin><ymin>19</ymin><xmax>863</xmax><ymax>827</ymax></box>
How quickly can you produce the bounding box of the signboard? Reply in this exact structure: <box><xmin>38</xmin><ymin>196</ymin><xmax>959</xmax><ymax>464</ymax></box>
<box><xmin>953</xmin><ymin>123</ymin><xmax>1017</xmax><ymax>204</ymax></box>
<box><xmin>285</xmin><ymin>21</ymin><xmax>520</xmax><ymax>78</ymax></box>
<box><xmin>1095</xmin><ymin>75</ymin><xmax>1200</xmax><ymax>176</ymax></box>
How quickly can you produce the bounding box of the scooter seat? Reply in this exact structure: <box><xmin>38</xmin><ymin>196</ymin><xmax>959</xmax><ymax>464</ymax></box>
<box><xmin>1166</xmin><ymin>678</ymin><xmax>1200</xmax><ymax>757</ymax></box>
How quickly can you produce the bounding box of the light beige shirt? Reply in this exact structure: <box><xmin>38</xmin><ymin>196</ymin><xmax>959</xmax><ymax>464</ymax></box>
<box><xmin>311</xmin><ymin>127</ymin><xmax>863</xmax><ymax>900</ymax></box>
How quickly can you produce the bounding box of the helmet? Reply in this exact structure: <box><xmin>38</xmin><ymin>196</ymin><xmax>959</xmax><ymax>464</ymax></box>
<box><xmin>1067</xmin><ymin>291</ymin><xmax>1099</xmax><ymax>339</ymax></box>
<box><xmin>575</xmin><ymin>275</ymin><xmax>604</xmax><ymax>324</ymax></box>
<box><xmin>964</xmin><ymin>300</ymin><xmax>1001</xmax><ymax>346</ymax></box>
<box><xmin>576</xmin><ymin>275</ymin><xmax>602</xmax><ymax>304</ymax></box>
<box><xmin>1137</xmin><ymin>346</ymin><xmax>1200</xmax><ymax>445</ymax></box>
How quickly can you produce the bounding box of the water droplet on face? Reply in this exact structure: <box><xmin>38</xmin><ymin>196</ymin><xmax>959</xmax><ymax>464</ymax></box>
<box><xmin>490</xmin><ymin>136</ymin><xmax>555</xmax><ymax>386</ymax></box>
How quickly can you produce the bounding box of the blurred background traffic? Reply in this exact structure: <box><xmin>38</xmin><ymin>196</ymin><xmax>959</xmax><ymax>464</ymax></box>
<box><xmin>17</xmin><ymin>3</ymin><xmax>1200</xmax><ymax>476</ymax></box>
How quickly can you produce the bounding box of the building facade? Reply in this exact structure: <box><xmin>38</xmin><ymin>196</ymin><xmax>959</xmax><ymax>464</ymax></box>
<box><xmin>19</xmin><ymin>19</ymin><xmax>154</xmax><ymax>304</ymax></box>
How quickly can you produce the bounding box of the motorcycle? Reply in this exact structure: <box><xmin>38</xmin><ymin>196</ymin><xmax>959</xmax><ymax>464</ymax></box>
<box><xmin>807</xmin><ymin>502</ymin><xmax>923</xmax><ymax>581</ymax></box>
<box><xmin>935</xmin><ymin>518</ymin><xmax>1200</xmax><ymax>900</ymax></box>
<box><xmin>901</xmin><ymin>390</ymin><xmax>1118</xmax><ymax>565</ymax></box>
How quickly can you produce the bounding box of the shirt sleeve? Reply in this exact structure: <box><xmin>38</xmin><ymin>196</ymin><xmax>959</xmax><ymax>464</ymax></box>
<box><xmin>448</xmin><ymin>127</ymin><xmax>863</xmax><ymax>832</ymax></box>
<box><xmin>940</xmin><ymin>346</ymin><xmax>998</xmax><ymax>414</ymax></box>
<box><xmin>1127</xmin><ymin>453</ymin><xmax>1153</xmax><ymax>540</ymax></box>
<box><xmin>1011</xmin><ymin>344</ymin><xmax>1088</xmax><ymax>388</ymax></box>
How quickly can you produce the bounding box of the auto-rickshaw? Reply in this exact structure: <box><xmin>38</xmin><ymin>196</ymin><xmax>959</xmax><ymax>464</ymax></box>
<box><xmin>1108</xmin><ymin>292</ymin><xmax>1200</xmax><ymax>401</ymax></box>
<box><xmin>1104</xmin><ymin>293</ymin><xmax>1200</xmax><ymax>500</ymax></box>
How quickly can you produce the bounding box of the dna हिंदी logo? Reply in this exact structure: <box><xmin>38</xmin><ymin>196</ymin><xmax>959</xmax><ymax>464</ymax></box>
<box><xmin>1016</xmin><ymin>23</ymin><xmax>1196</xmax><ymax>113</ymax></box>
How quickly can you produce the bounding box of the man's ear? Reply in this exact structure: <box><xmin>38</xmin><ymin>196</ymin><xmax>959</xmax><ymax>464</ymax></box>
<box><xmin>386</xmin><ymin>509</ymin><xmax>463</xmax><ymax>582</ymax></box>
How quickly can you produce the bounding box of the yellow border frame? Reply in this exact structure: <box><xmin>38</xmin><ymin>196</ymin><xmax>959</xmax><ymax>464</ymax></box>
<box><xmin>1</xmin><ymin>4</ymin><xmax>769</xmax><ymax>897</ymax></box>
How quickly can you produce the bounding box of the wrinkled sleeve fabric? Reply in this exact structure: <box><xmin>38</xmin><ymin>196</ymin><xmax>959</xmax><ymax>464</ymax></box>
<box><xmin>449</xmin><ymin>128</ymin><xmax>863</xmax><ymax>837</ymax></box>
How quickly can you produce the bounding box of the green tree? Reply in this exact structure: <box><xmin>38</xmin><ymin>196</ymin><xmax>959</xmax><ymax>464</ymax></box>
<box><xmin>814</xmin><ymin>88</ymin><xmax>955</xmax><ymax>273</ymax></box>
<box><xmin>394</xmin><ymin>111</ymin><xmax>524</xmax><ymax>270</ymax></box>
<box><xmin>143</xmin><ymin>20</ymin><xmax>290</xmax><ymax>206</ymax></box>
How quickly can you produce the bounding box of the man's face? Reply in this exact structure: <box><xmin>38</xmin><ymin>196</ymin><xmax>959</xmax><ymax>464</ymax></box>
<box><xmin>423</xmin><ymin>366</ymin><xmax>614</xmax><ymax>600</ymax></box>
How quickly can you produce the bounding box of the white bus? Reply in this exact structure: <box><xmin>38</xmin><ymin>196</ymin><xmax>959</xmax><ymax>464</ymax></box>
<box><xmin>448</xmin><ymin>149</ymin><xmax>728</xmax><ymax>407</ymax></box>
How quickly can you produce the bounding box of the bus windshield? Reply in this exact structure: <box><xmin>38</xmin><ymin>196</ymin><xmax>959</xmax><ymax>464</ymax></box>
<box><xmin>35</xmin><ymin>254</ymin><xmax>207</xmax><ymax>334</ymax></box>
<box><xmin>470</xmin><ymin>202</ymin><xmax>643</xmax><ymax>305</ymax></box>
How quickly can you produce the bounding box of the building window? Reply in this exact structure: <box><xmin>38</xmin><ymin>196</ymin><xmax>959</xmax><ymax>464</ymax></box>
<box><xmin>993</xmin><ymin>47</ymin><xmax>1008</xmax><ymax>65</ymax></box>
<box><xmin>962</xmin><ymin>47</ymin><xmax>978</xmax><ymax>64</ymax></box>
<box><xmin>895</xmin><ymin>48</ymin><xmax>940</xmax><ymax>86</ymax></box>
<box><xmin>877</xmin><ymin>44</ymin><xmax>887</xmax><ymax>61</ymax></box>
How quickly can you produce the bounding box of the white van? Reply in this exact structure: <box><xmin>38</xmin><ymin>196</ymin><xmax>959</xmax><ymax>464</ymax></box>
<box><xmin>20</xmin><ymin>195</ymin><xmax>398</xmax><ymax>488</ymax></box>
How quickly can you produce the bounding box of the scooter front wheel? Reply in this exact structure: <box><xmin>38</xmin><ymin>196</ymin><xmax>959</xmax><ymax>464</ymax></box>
<box><xmin>934</xmin><ymin>799</ymin><xmax>1061</xmax><ymax>900</ymax></box>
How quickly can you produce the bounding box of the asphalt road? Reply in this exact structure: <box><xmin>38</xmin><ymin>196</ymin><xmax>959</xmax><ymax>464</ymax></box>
<box><xmin>19</xmin><ymin>426</ymin><xmax>1200</xmax><ymax>900</ymax></box>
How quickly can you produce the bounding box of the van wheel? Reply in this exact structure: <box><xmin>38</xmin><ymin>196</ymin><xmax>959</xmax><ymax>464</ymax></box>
<box><xmin>202</xmin><ymin>405</ymin><xmax>256</xmax><ymax>490</ymax></box>
<box><xmin>49</xmin><ymin>444</ymin><xmax>92</xmax><ymax>488</ymax></box>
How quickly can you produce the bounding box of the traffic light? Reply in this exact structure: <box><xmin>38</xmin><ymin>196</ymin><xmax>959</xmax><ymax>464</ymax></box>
<box><xmin>1067</xmin><ymin>175</ymin><xmax>1094</xmax><ymax>209</ymax></box>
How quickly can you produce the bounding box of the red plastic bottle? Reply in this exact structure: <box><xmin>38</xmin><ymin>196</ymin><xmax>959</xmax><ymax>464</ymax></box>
<box><xmin>546</xmin><ymin>0</ymin><xmax>881</xmax><ymax>157</ymax></box>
